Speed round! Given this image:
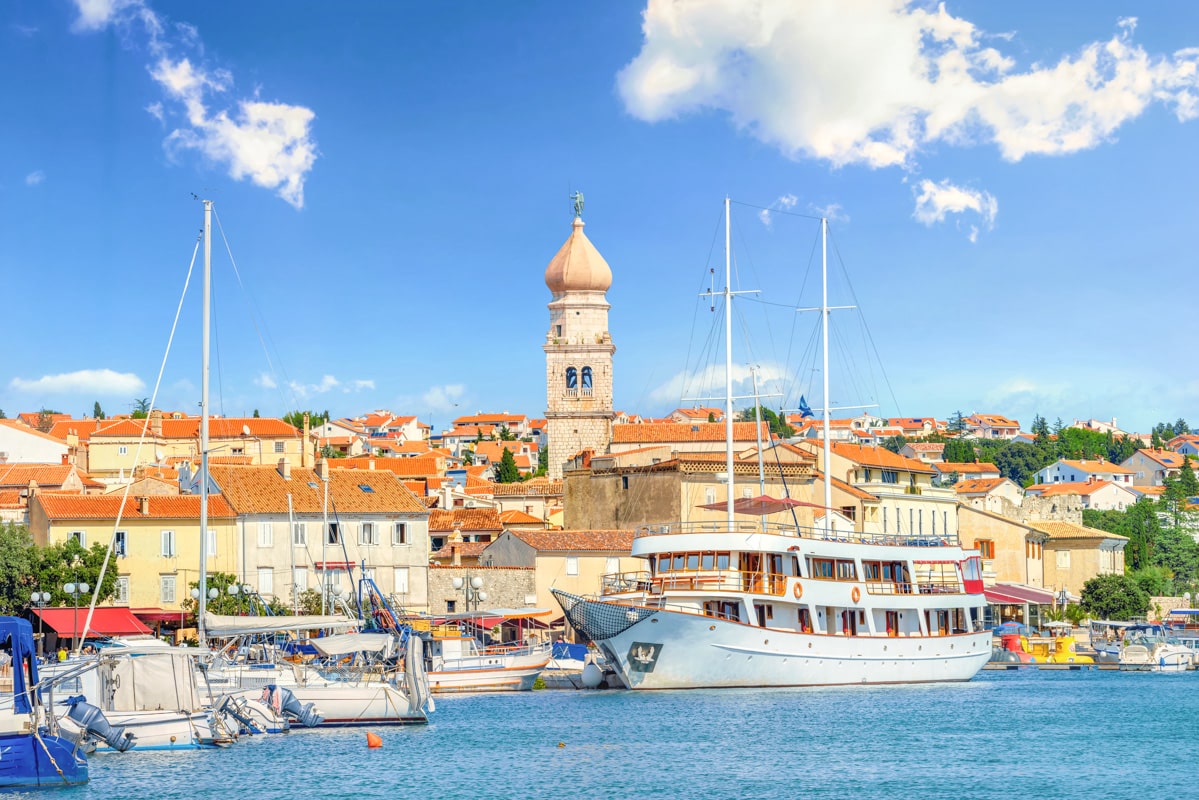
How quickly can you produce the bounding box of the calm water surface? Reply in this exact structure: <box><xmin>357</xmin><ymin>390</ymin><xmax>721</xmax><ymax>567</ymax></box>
<box><xmin>8</xmin><ymin>670</ymin><xmax>1193</xmax><ymax>799</ymax></box>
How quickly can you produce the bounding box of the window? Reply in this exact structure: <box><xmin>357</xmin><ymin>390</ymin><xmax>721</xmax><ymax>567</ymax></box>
<box><xmin>918</xmin><ymin>509</ymin><xmax>923</xmax><ymax>535</ymax></box>
<box><xmin>257</xmin><ymin>522</ymin><xmax>273</xmax><ymax>547</ymax></box>
<box><xmin>292</xmin><ymin>567</ymin><xmax>307</xmax><ymax>593</ymax></box>
<box><xmin>809</xmin><ymin>558</ymin><xmax>835</xmax><ymax>579</ymax></box>
<box><xmin>555</xmin><ymin>324</ymin><xmax>562</xmax><ymax>337</ymax></box>
<box><xmin>1056</xmin><ymin>550</ymin><xmax>1070</xmax><ymax>569</ymax></box>
<box><xmin>621</xmin><ymin>476</ymin><xmax>629</xmax><ymax>490</ymax></box>
<box><xmin>839</xmin><ymin>506</ymin><xmax>857</xmax><ymax>522</ymax></box>
<box><xmin>943</xmin><ymin>511</ymin><xmax>948</xmax><ymax>534</ymax></box>
<box><xmin>116</xmin><ymin>576</ymin><xmax>129</xmax><ymax>604</ymax></box>
<box><xmin>358</xmin><ymin>484</ymin><xmax>374</xmax><ymax>493</ymax></box>
<box><xmin>881</xmin><ymin>470</ymin><xmax>898</xmax><ymax>484</ymax></box>
<box><xmin>359</xmin><ymin>522</ymin><xmax>378</xmax><ymax>546</ymax></box>
<box><xmin>883</xmin><ymin>507</ymin><xmax>887</xmax><ymax>533</ymax></box>
<box><xmin>909</xmin><ymin>509</ymin><xmax>913</xmax><ymax>533</ymax></box>
<box><xmin>716</xmin><ymin>552</ymin><xmax>730</xmax><ymax>570</ymax></box>
<box><xmin>392</xmin><ymin>523</ymin><xmax>407</xmax><ymax>545</ymax></box>
<box><xmin>705</xmin><ymin>487</ymin><xmax>716</xmax><ymax>505</ymax></box>
<box><xmin>393</xmin><ymin>567</ymin><xmax>410</xmax><ymax>595</ymax></box>
<box><xmin>258</xmin><ymin>567</ymin><xmax>274</xmax><ymax>596</ymax></box>
<box><xmin>160</xmin><ymin>530</ymin><xmax>176</xmax><ymax>557</ymax></box>
<box><xmin>581</xmin><ymin>366</ymin><xmax>593</xmax><ymax>389</ymax></box>
<box><xmin>160</xmin><ymin>575</ymin><xmax>176</xmax><ymax>604</ymax></box>
<box><xmin>207</xmin><ymin>527</ymin><xmax>217</xmax><ymax>558</ymax></box>
<box><xmin>274</xmin><ymin>441</ymin><xmax>285</xmax><ymax>454</ymax></box>
<box><xmin>977</xmin><ymin>539</ymin><xmax>995</xmax><ymax>559</ymax></box>
<box><xmin>835</xmin><ymin>560</ymin><xmax>857</xmax><ymax>580</ymax></box>
<box><xmin>565</xmin><ymin>367</ymin><xmax>577</xmax><ymax>389</ymax></box>
<box><xmin>605</xmin><ymin>557</ymin><xmax>620</xmax><ymax>574</ymax></box>
<box><xmin>566</xmin><ymin>556</ymin><xmax>579</xmax><ymax>576</ymax></box>
<box><xmin>293</xmin><ymin>522</ymin><xmax>307</xmax><ymax>546</ymax></box>
<box><xmin>118</xmin><ymin>445</ymin><xmax>128</xmax><ymax>455</ymax></box>
<box><xmin>327</xmin><ymin>523</ymin><xmax>340</xmax><ymax>545</ymax></box>
<box><xmin>701</xmin><ymin>552</ymin><xmax>715</xmax><ymax>570</ymax></box>
<box><xmin>69</xmin><ymin>530</ymin><xmax>85</xmax><ymax>547</ymax></box>
<box><xmin>113</xmin><ymin>530</ymin><xmax>127</xmax><ymax>556</ymax></box>
<box><xmin>932</xmin><ymin>511</ymin><xmax>937</xmax><ymax>536</ymax></box>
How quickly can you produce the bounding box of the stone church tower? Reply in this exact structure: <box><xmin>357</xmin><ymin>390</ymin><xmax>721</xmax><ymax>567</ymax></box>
<box><xmin>543</xmin><ymin>209</ymin><xmax>615</xmax><ymax>480</ymax></box>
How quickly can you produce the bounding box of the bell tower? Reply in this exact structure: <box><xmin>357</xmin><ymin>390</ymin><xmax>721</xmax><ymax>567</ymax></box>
<box><xmin>543</xmin><ymin>196</ymin><xmax>615</xmax><ymax>480</ymax></box>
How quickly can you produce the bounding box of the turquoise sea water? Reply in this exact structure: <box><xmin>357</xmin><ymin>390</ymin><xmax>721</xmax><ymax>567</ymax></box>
<box><xmin>9</xmin><ymin>670</ymin><xmax>1196</xmax><ymax>800</ymax></box>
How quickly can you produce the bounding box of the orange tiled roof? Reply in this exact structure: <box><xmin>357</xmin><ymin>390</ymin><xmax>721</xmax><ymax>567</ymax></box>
<box><xmin>828</xmin><ymin>443</ymin><xmax>934</xmax><ymax>473</ymax></box>
<box><xmin>969</xmin><ymin>413</ymin><xmax>1020</xmax><ymax>428</ymax></box>
<box><xmin>0</xmin><ymin>463</ymin><xmax>89</xmax><ymax>489</ymax></box>
<box><xmin>491</xmin><ymin>480</ymin><xmax>562</xmax><ymax>497</ymax></box>
<box><xmin>430</xmin><ymin>541</ymin><xmax>490</xmax><ymax>560</ymax></box>
<box><xmin>935</xmin><ymin>462</ymin><xmax>1000</xmax><ymax>474</ymax></box>
<box><xmin>34</xmin><ymin>493</ymin><xmax>235</xmax><ymax>520</ymax></box>
<box><xmin>335</xmin><ymin>456</ymin><xmax>444</xmax><ymax>478</ymax></box>
<box><xmin>429</xmin><ymin>508</ymin><xmax>503</xmax><ymax>532</ymax></box>
<box><xmin>1027</xmin><ymin>480</ymin><xmax>1125</xmax><ymax>497</ymax></box>
<box><xmin>611</xmin><ymin>422</ymin><xmax>768</xmax><ymax>444</ymax></box>
<box><xmin>1057</xmin><ymin>459</ymin><xmax>1135</xmax><ymax>475</ymax></box>
<box><xmin>1027</xmin><ymin>520</ymin><xmax>1128</xmax><ymax>541</ymax></box>
<box><xmin>17</xmin><ymin>412</ymin><xmax>71</xmax><ymax>428</ymax></box>
<box><xmin>453</xmin><ymin>413</ymin><xmax>526</xmax><ymax>426</ymax></box>
<box><xmin>91</xmin><ymin>416</ymin><xmax>300</xmax><ymax>439</ymax></box>
<box><xmin>209</xmin><ymin>464</ymin><xmax>427</xmax><ymax>514</ymax></box>
<box><xmin>0</xmin><ymin>419</ymin><xmax>75</xmax><ymax>445</ymax></box>
<box><xmin>502</xmin><ymin>529</ymin><xmax>635</xmax><ymax>552</ymax></box>
<box><xmin>0</xmin><ymin>489</ymin><xmax>22</xmax><ymax>508</ymax></box>
<box><xmin>500</xmin><ymin>509</ymin><xmax>543</xmax><ymax>525</ymax></box>
<box><xmin>1134</xmin><ymin>449</ymin><xmax>1187</xmax><ymax>469</ymax></box>
<box><xmin>955</xmin><ymin>477</ymin><xmax>1009</xmax><ymax>494</ymax></box>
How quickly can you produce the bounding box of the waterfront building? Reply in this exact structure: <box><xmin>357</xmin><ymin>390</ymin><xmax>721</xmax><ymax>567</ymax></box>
<box><xmin>208</xmin><ymin>461</ymin><xmax>430</xmax><ymax>609</ymax></box>
<box><xmin>28</xmin><ymin>492</ymin><xmax>239</xmax><ymax>612</ymax></box>
<box><xmin>1028</xmin><ymin>520</ymin><xmax>1128</xmax><ymax>597</ymax></box>
<box><xmin>543</xmin><ymin>207</ymin><xmax>615</xmax><ymax>480</ymax></box>
<box><xmin>956</xmin><ymin>504</ymin><xmax>1047</xmax><ymax>588</ymax></box>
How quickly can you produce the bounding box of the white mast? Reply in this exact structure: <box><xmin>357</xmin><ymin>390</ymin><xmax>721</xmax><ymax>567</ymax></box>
<box><xmin>820</xmin><ymin>217</ymin><xmax>832</xmax><ymax>532</ymax></box>
<box><xmin>199</xmin><ymin>199</ymin><xmax>212</xmax><ymax>649</ymax></box>
<box><xmin>723</xmin><ymin>196</ymin><xmax>735</xmax><ymax>531</ymax></box>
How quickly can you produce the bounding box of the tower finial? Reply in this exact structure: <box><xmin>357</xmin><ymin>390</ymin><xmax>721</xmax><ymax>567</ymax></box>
<box><xmin>570</xmin><ymin>190</ymin><xmax>584</xmax><ymax>219</ymax></box>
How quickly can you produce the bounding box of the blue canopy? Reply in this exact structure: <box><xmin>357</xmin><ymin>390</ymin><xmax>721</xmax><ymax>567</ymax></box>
<box><xmin>0</xmin><ymin>617</ymin><xmax>37</xmax><ymax>714</ymax></box>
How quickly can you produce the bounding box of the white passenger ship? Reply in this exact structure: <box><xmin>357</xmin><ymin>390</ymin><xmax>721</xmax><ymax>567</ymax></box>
<box><xmin>552</xmin><ymin>201</ymin><xmax>992</xmax><ymax>689</ymax></box>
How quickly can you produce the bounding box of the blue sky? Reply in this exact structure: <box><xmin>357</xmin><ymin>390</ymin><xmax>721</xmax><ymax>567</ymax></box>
<box><xmin>2</xmin><ymin>1</ymin><xmax>1197</xmax><ymax>435</ymax></box>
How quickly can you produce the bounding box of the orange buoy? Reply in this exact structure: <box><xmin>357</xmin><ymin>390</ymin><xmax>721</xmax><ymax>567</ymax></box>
<box><xmin>851</xmin><ymin>586</ymin><xmax>861</xmax><ymax>604</ymax></box>
<box><xmin>792</xmin><ymin>581</ymin><xmax>803</xmax><ymax>600</ymax></box>
<box><xmin>366</xmin><ymin>732</ymin><xmax>383</xmax><ymax>748</ymax></box>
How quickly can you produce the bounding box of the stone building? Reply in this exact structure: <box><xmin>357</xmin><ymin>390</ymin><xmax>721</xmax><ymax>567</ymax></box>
<box><xmin>543</xmin><ymin>208</ymin><xmax>615</xmax><ymax>480</ymax></box>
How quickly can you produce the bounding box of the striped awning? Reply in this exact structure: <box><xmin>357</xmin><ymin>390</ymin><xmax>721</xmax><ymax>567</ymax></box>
<box><xmin>983</xmin><ymin>583</ymin><xmax>1056</xmax><ymax>605</ymax></box>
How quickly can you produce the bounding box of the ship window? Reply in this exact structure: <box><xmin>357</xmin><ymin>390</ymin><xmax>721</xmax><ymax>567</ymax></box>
<box><xmin>798</xmin><ymin>608</ymin><xmax>813</xmax><ymax>633</ymax></box>
<box><xmin>862</xmin><ymin>561</ymin><xmax>881</xmax><ymax>581</ymax></box>
<box><xmin>885</xmin><ymin>610</ymin><xmax>899</xmax><ymax>637</ymax></box>
<box><xmin>686</xmin><ymin>553</ymin><xmax>700</xmax><ymax>570</ymax></box>
<box><xmin>716</xmin><ymin>552</ymin><xmax>730</xmax><ymax>570</ymax></box>
<box><xmin>810</xmin><ymin>558</ymin><xmax>834</xmax><ymax>579</ymax></box>
<box><xmin>836</xmin><ymin>560</ymin><xmax>856</xmax><ymax>580</ymax></box>
<box><xmin>701</xmin><ymin>552</ymin><xmax>714</xmax><ymax>570</ymax></box>
<box><xmin>673</xmin><ymin>554</ymin><xmax>685</xmax><ymax>571</ymax></box>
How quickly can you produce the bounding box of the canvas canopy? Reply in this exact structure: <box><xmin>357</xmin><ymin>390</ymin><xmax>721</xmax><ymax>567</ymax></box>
<box><xmin>203</xmin><ymin>613</ymin><xmax>357</xmax><ymax>637</ymax></box>
<box><xmin>698</xmin><ymin>495</ymin><xmax>830</xmax><ymax>516</ymax></box>
<box><xmin>309</xmin><ymin>632</ymin><xmax>393</xmax><ymax>657</ymax></box>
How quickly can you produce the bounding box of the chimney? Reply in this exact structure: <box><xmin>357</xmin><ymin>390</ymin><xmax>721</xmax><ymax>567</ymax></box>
<box><xmin>27</xmin><ymin>480</ymin><xmax>37</xmax><ymax>498</ymax></box>
<box><xmin>278</xmin><ymin>458</ymin><xmax>291</xmax><ymax>480</ymax></box>
<box><xmin>368</xmin><ymin>459</ymin><xmax>376</xmax><ymax>471</ymax></box>
<box><xmin>150</xmin><ymin>409</ymin><xmax>163</xmax><ymax>437</ymax></box>
<box><xmin>138</xmin><ymin>496</ymin><xmax>149</xmax><ymax>515</ymax></box>
<box><xmin>451</xmin><ymin>542</ymin><xmax>462</xmax><ymax>567</ymax></box>
<box><xmin>316</xmin><ymin>457</ymin><xmax>329</xmax><ymax>482</ymax></box>
<box><xmin>61</xmin><ymin>453</ymin><xmax>69</xmax><ymax>465</ymax></box>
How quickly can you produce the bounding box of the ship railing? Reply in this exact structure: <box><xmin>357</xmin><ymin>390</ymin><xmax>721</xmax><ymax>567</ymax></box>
<box><xmin>635</xmin><ymin>521</ymin><xmax>958</xmax><ymax>547</ymax></box>
<box><xmin>601</xmin><ymin>570</ymin><xmax>788</xmax><ymax>597</ymax></box>
<box><xmin>864</xmin><ymin>579</ymin><xmax>964</xmax><ymax>596</ymax></box>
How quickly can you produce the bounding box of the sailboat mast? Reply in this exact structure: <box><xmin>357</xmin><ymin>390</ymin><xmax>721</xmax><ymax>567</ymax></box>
<box><xmin>199</xmin><ymin>199</ymin><xmax>212</xmax><ymax>649</ymax></box>
<box><xmin>724</xmin><ymin>196</ymin><xmax>735</xmax><ymax>531</ymax></box>
<box><xmin>820</xmin><ymin>217</ymin><xmax>832</xmax><ymax>532</ymax></box>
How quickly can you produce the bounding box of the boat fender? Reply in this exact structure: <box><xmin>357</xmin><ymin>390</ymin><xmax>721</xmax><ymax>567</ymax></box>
<box><xmin>793</xmin><ymin>582</ymin><xmax>803</xmax><ymax>600</ymax></box>
<box><xmin>851</xmin><ymin>586</ymin><xmax>861</xmax><ymax>604</ymax></box>
<box><xmin>366</xmin><ymin>731</ymin><xmax>383</xmax><ymax>748</ymax></box>
<box><xmin>65</xmin><ymin>696</ymin><xmax>135</xmax><ymax>752</ymax></box>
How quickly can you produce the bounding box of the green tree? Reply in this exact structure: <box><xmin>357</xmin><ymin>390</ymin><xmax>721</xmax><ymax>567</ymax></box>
<box><xmin>296</xmin><ymin>587</ymin><xmax>323</xmax><ymax>615</ymax></box>
<box><xmin>25</xmin><ymin>535</ymin><xmax>119</xmax><ymax>611</ymax></box>
<box><xmin>35</xmin><ymin>409</ymin><xmax>60</xmax><ymax>432</ymax></box>
<box><xmin>880</xmin><ymin>435</ymin><xmax>906</xmax><ymax>454</ymax></box>
<box><xmin>707</xmin><ymin>412</ymin><xmax>716</xmax><ymax>423</ymax></box>
<box><xmin>942</xmin><ymin>438</ymin><xmax>976</xmax><ymax>463</ymax></box>
<box><xmin>1031</xmin><ymin>413</ymin><xmax>1050</xmax><ymax>442</ymax></box>
<box><xmin>1130</xmin><ymin>566</ymin><xmax>1174</xmax><ymax>597</ymax></box>
<box><xmin>131</xmin><ymin>398</ymin><xmax>151</xmax><ymax>419</ymax></box>
<box><xmin>319</xmin><ymin>444</ymin><xmax>345</xmax><ymax>459</ymax></box>
<box><xmin>0</xmin><ymin>524</ymin><xmax>37</xmax><ymax>615</ymax></box>
<box><xmin>1085</xmin><ymin>499</ymin><xmax>1162</xmax><ymax>571</ymax></box>
<box><xmin>497</xmin><ymin>425</ymin><xmax>515</xmax><ymax>441</ymax></box>
<box><xmin>283</xmin><ymin>410</ymin><xmax>325</xmax><ymax>429</ymax></box>
<box><xmin>994</xmin><ymin>441</ymin><xmax>1054</xmax><ymax>486</ymax></box>
<box><xmin>534</xmin><ymin>446</ymin><xmax>548</xmax><ymax>477</ymax></box>
<box><xmin>1080</xmin><ymin>573</ymin><xmax>1150</xmax><ymax>620</ymax></box>
<box><xmin>180</xmin><ymin>572</ymin><xmax>283</xmax><ymax>616</ymax></box>
<box><xmin>462</xmin><ymin>448</ymin><xmax>474</xmax><ymax>467</ymax></box>
<box><xmin>1154</xmin><ymin>526</ymin><xmax>1199</xmax><ymax>590</ymax></box>
<box><xmin>252</xmin><ymin>409</ymin><xmax>260</xmax><ymax>418</ymax></box>
<box><xmin>947</xmin><ymin>411</ymin><xmax>966</xmax><ymax>434</ymax></box>
<box><xmin>737</xmin><ymin>406</ymin><xmax>794</xmax><ymax>438</ymax></box>
<box><xmin>496</xmin><ymin>448</ymin><xmax>520</xmax><ymax>483</ymax></box>
<box><xmin>93</xmin><ymin>401</ymin><xmax>105</xmax><ymax>420</ymax></box>
<box><xmin>0</xmin><ymin>408</ymin><xmax>6</xmax><ymax>419</ymax></box>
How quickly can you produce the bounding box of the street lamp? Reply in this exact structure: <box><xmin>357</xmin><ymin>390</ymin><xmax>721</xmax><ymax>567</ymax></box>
<box><xmin>30</xmin><ymin>591</ymin><xmax>51</xmax><ymax>657</ymax></box>
<box><xmin>63</xmin><ymin>582</ymin><xmax>90</xmax><ymax>654</ymax></box>
<box><xmin>451</xmin><ymin>576</ymin><xmax>487</xmax><ymax>613</ymax></box>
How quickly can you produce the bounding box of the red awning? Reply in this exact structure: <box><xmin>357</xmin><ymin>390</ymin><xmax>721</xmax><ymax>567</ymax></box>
<box><xmin>32</xmin><ymin>607</ymin><xmax>152</xmax><ymax>637</ymax></box>
<box><xmin>983</xmin><ymin>583</ymin><xmax>1056</xmax><ymax>605</ymax></box>
<box><xmin>131</xmin><ymin>608</ymin><xmax>189</xmax><ymax>624</ymax></box>
<box><xmin>698</xmin><ymin>495</ymin><xmax>831</xmax><ymax>516</ymax></box>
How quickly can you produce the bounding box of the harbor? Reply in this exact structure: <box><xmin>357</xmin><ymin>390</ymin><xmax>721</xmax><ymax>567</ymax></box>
<box><xmin>22</xmin><ymin>669</ymin><xmax>1199</xmax><ymax>800</ymax></box>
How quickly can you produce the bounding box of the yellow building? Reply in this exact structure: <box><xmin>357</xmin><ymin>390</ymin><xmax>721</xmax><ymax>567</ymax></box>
<box><xmin>85</xmin><ymin>413</ymin><xmax>311</xmax><ymax>484</ymax></box>
<box><xmin>957</xmin><ymin>504</ymin><xmax>1047</xmax><ymax>588</ymax></box>
<box><xmin>1028</xmin><ymin>520</ymin><xmax>1128</xmax><ymax>597</ymax></box>
<box><xmin>481</xmin><ymin>529</ymin><xmax>639</xmax><ymax>614</ymax></box>
<box><xmin>29</xmin><ymin>493</ymin><xmax>238</xmax><ymax>612</ymax></box>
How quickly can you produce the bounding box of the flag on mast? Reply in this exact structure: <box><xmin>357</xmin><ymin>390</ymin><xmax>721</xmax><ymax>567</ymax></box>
<box><xmin>798</xmin><ymin>396</ymin><xmax>814</xmax><ymax>419</ymax></box>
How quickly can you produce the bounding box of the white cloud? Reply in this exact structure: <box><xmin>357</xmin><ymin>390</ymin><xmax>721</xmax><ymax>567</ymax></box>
<box><xmin>808</xmin><ymin>202</ymin><xmax>848</xmax><ymax>223</ymax></box>
<box><xmin>347</xmin><ymin>379</ymin><xmax>376</xmax><ymax>392</ymax></box>
<box><xmin>24</xmin><ymin>170</ymin><xmax>45</xmax><ymax>187</ymax></box>
<box><xmin>758</xmin><ymin>193</ymin><xmax>798</xmax><ymax>227</ymax></box>
<box><xmin>254</xmin><ymin>372</ymin><xmax>277</xmax><ymax>389</ymax></box>
<box><xmin>287</xmin><ymin>374</ymin><xmax>342</xmax><ymax>399</ymax></box>
<box><xmin>421</xmin><ymin>384</ymin><xmax>466</xmax><ymax>412</ymax></box>
<box><xmin>9</xmin><ymin>368</ymin><xmax>145</xmax><ymax>395</ymax></box>
<box><xmin>619</xmin><ymin>2</ymin><xmax>1199</xmax><ymax>169</ymax></box>
<box><xmin>649</xmin><ymin>362</ymin><xmax>788</xmax><ymax>406</ymax></box>
<box><xmin>70</xmin><ymin>0</ymin><xmax>317</xmax><ymax>209</ymax></box>
<box><xmin>912</xmin><ymin>178</ymin><xmax>997</xmax><ymax>236</ymax></box>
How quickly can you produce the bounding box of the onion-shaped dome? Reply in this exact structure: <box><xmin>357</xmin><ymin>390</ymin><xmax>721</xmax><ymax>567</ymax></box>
<box><xmin>544</xmin><ymin>217</ymin><xmax>612</xmax><ymax>293</ymax></box>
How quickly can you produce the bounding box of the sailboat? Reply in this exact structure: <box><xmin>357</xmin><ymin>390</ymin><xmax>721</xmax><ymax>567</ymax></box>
<box><xmin>552</xmin><ymin>199</ymin><xmax>993</xmax><ymax>689</ymax></box>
